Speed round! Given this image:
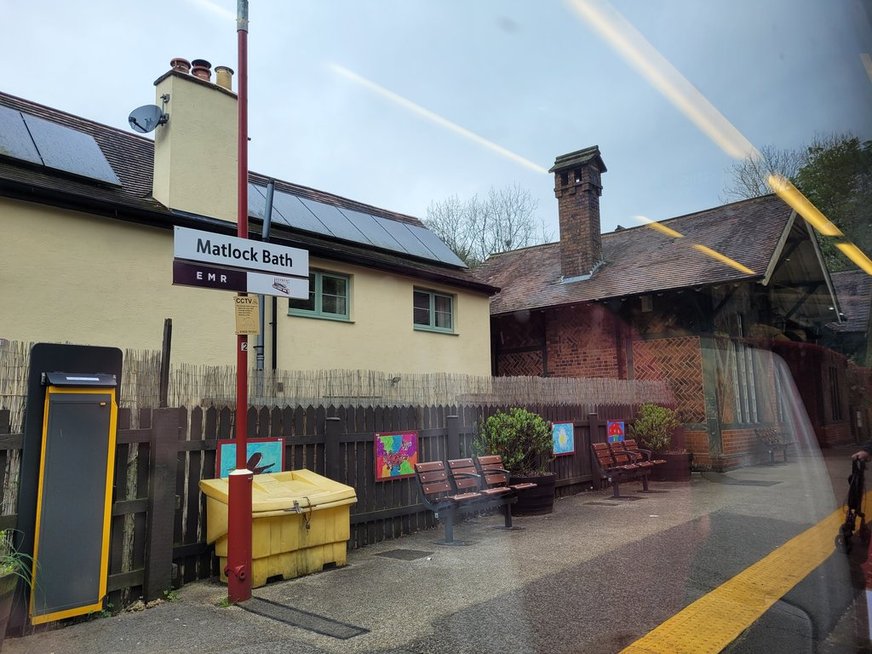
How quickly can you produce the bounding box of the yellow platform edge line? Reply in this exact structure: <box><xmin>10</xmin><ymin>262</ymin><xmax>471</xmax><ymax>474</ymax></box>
<box><xmin>621</xmin><ymin>492</ymin><xmax>869</xmax><ymax>654</ymax></box>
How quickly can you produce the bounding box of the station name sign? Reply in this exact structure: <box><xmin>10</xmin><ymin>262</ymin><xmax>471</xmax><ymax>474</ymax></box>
<box><xmin>172</xmin><ymin>261</ymin><xmax>309</xmax><ymax>299</ymax></box>
<box><xmin>173</xmin><ymin>226</ymin><xmax>309</xmax><ymax>278</ymax></box>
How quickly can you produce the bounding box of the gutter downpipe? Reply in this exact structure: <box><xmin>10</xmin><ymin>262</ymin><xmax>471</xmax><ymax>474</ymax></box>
<box><xmin>255</xmin><ymin>180</ymin><xmax>276</xmax><ymax>384</ymax></box>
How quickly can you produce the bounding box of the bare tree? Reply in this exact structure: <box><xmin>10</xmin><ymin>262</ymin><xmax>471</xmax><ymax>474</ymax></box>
<box><xmin>425</xmin><ymin>184</ymin><xmax>548</xmax><ymax>266</ymax></box>
<box><xmin>722</xmin><ymin>144</ymin><xmax>808</xmax><ymax>201</ymax></box>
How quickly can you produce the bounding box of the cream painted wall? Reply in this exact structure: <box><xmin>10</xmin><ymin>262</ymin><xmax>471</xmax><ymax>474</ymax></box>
<box><xmin>2</xmin><ymin>200</ymin><xmax>236</xmax><ymax>365</ymax></box>
<box><xmin>152</xmin><ymin>72</ymin><xmax>238</xmax><ymax>222</ymax></box>
<box><xmin>2</xmin><ymin>199</ymin><xmax>492</xmax><ymax>375</ymax></box>
<box><xmin>273</xmin><ymin>259</ymin><xmax>493</xmax><ymax>376</ymax></box>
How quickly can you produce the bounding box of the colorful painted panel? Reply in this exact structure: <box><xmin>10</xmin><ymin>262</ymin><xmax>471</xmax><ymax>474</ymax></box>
<box><xmin>375</xmin><ymin>431</ymin><xmax>419</xmax><ymax>481</ymax></box>
<box><xmin>216</xmin><ymin>438</ymin><xmax>284</xmax><ymax>478</ymax></box>
<box><xmin>607</xmin><ymin>420</ymin><xmax>626</xmax><ymax>443</ymax></box>
<box><xmin>552</xmin><ymin>422</ymin><xmax>575</xmax><ymax>456</ymax></box>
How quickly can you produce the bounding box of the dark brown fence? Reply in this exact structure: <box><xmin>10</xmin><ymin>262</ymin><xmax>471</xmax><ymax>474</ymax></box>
<box><xmin>0</xmin><ymin>401</ymin><xmax>643</xmax><ymax>610</ymax></box>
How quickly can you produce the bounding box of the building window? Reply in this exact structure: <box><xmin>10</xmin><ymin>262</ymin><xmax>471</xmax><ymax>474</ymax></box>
<box><xmin>725</xmin><ymin>339</ymin><xmax>759</xmax><ymax>424</ymax></box>
<box><xmin>413</xmin><ymin>288</ymin><xmax>454</xmax><ymax>333</ymax></box>
<box><xmin>289</xmin><ymin>271</ymin><xmax>350</xmax><ymax>321</ymax></box>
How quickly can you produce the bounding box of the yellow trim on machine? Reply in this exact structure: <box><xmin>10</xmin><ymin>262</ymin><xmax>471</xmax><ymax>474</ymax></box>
<box><xmin>30</xmin><ymin>386</ymin><xmax>118</xmax><ymax>625</ymax></box>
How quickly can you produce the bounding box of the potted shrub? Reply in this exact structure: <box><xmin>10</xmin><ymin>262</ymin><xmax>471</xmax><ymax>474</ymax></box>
<box><xmin>474</xmin><ymin>407</ymin><xmax>556</xmax><ymax>515</ymax></box>
<box><xmin>0</xmin><ymin>530</ymin><xmax>31</xmax><ymax>647</ymax></box>
<box><xmin>628</xmin><ymin>403</ymin><xmax>692</xmax><ymax>481</ymax></box>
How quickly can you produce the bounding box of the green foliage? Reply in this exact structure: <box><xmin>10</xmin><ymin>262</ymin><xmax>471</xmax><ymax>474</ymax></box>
<box><xmin>474</xmin><ymin>408</ymin><xmax>553</xmax><ymax>475</ymax></box>
<box><xmin>794</xmin><ymin>136</ymin><xmax>872</xmax><ymax>271</ymax></box>
<box><xmin>628</xmin><ymin>403</ymin><xmax>680</xmax><ymax>453</ymax></box>
<box><xmin>0</xmin><ymin>530</ymin><xmax>32</xmax><ymax>588</ymax></box>
<box><xmin>724</xmin><ymin>133</ymin><xmax>872</xmax><ymax>273</ymax></box>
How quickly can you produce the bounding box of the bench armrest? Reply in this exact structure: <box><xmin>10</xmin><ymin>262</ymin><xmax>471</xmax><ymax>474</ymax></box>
<box><xmin>451</xmin><ymin>472</ymin><xmax>482</xmax><ymax>480</ymax></box>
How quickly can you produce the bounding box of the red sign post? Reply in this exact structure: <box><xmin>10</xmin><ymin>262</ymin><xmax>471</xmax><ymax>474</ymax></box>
<box><xmin>226</xmin><ymin>0</ymin><xmax>253</xmax><ymax>604</ymax></box>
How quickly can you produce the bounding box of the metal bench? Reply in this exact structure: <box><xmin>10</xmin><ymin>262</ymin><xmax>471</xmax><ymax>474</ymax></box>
<box><xmin>591</xmin><ymin>442</ymin><xmax>651</xmax><ymax>497</ymax></box>
<box><xmin>413</xmin><ymin>460</ymin><xmax>516</xmax><ymax>544</ymax></box>
<box><xmin>755</xmin><ymin>427</ymin><xmax>792</xmax><ymax>464</ymax></box>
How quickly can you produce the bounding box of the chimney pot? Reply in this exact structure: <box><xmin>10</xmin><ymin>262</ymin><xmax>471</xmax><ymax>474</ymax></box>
<box><xmin>191</xmin><ymin>59</ymin><xmax>212</xmax><ymax>81</ymax></box>
<box><xmin>214</xmin><ymin>65</ymin><xmax>234</xmax><ymax>91</ymax></box>
<box><xmin>170</xmin><ymin>57</ymin><xmax>191</xmax><ymax>74</ymax></box>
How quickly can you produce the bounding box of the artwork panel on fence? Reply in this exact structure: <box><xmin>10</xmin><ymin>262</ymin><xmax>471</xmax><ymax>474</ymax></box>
<box><xmin>607</xmin><ymin>420</ymin><xmax>626</xmax><ymax>443</ymax></box>
<box><xmin>374</xmin><ymin>431</ymin><xmax>418</xmax><ymax>481</ymax></box>
<box><xmin>216</xmin><ymin>438</ymin><xmax>284</xmax><ymax>478</ymax></box>
<box><xmin>552</xmin><ymin>422</ymin><xmax>575</xmax><ymax>456</ymax></box>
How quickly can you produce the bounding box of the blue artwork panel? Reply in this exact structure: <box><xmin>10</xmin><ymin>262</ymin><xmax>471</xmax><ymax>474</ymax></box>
<box><xmin>216</xmin><ymin>438</ymin><xmax>285</xmax><ymax>478</ymax></box>
<box><xmin>607</xmin><ymin>420</ymin><xmax>625</xmax><ymax>443</ymax></box>
<box><xmin>552</xmin><ymin>422</ymin><xmax>575</xmax><ymax>456</ymax></box>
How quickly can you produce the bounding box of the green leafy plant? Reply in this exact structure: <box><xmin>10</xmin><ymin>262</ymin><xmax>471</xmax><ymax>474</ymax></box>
<box><xmin>628</xmin><ymin>403</ymin><xmax>680</xmax><ymax>453</ymax></box>
<box><xmin>0</xmin><ymin>529</ymin><xmax>32</xmax><ymax>587</ymax></box>
<box><xmin>474</xmin><ymin>408</ymin><xmax>554</xmax><ymax>476</ymax></box>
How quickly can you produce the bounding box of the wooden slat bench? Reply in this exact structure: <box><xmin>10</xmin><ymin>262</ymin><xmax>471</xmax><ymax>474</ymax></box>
<box><xmin>755</xmin><ymin>427</ymin><xmax>793</xmax><ymax>464</ymax></box>
<box><xmin>622</xmin><ymin>439</ymin><xmax>666</xmax><ymax>466</ymax></box>
<box><xmin>414</xmin><ymin>460</ymin><xmax>517</xmax><ymax>544</ymax></box>
<box><xmin>591</xmin><ymin>442</ymin><xmax>650</xmax><ymax>497</ymax></box>
<box><xmin>473</xmin><ymin>455</ymin><xmax>538</xmax><ymax>494</ymax></box>
<box><xmin>447</xmin><ymin>458</ymin><xmax>515</xmax><ymax>499</ymax></box>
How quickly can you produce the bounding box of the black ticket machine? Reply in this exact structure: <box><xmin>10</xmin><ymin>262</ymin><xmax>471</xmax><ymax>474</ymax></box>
<box><xmin>18</xmin><ymin>344</ymin><xmax>122</xmax><ymax>626</ymax></box>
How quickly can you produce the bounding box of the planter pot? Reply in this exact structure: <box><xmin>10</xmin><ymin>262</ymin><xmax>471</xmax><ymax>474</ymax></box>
<box><xmin>650</xmin><ymin>452</ymin><xmax>693</xmax><ymax>482</ymax></box>
<box><xmin>0</xmin><ymin>572</ymin><xmax>19</xmax><ymax>650</ymax></box>
<box><xmin>509</xmin><ymin>472</ymin><xmax>556</xmax><ymax>515</ymax></box>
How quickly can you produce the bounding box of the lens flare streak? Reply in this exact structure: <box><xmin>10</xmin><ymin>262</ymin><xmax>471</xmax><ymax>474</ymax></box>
<box><xmin>328</xmin><ymin>63</ymin><xmax>548</xmax><ymax>175</ymax></box>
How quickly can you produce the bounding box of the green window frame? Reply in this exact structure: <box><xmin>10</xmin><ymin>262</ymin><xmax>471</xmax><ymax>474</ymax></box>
<box><xmin>288</xmin><ymin>271</ymin><xmax>350</xmax><ymax>321</ymax></box>
<box><xmin>413</xmin><ymin>288</ymin><xmax>454</xmax><ymax>333</ymax></box>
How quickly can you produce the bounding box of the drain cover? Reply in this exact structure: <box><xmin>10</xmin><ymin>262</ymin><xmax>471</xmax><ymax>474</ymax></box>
<box><xmin>240</xmin><ymin>596</ymin><xmax>369</xmax><ymax>639</ymax></box>
<box><xmin>586</xmin><ymin>501</ymin><xmax>620</xmax><ymax>506</ymax></box>
<box><xmin>374</xmin><ymin>549</ymin><xmax>434</xmax><ymax>561</ymax></box>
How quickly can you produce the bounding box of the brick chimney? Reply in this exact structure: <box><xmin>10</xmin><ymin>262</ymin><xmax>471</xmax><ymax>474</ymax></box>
<box><xmin>152</xmin><ymin>59</ymin><xmax>238</xmax><ymax>223</ymax></box>
<box><xmin>550</xmin><ymin>146</ymin><xmax>607</xmax><ymax>280</ymax></box>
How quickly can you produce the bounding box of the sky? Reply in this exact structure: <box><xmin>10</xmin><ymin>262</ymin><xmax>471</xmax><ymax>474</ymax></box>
<box><xmin>3</xmin><ymin>0</ymin><xmax>871</xmax><ymax>240</ymax></box>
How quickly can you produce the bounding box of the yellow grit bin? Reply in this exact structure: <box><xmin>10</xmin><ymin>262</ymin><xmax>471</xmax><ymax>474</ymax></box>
<box><xmin>200</xmin><ymin>470</ymin><xmax>357</xmax><ymax>588</ymax></box>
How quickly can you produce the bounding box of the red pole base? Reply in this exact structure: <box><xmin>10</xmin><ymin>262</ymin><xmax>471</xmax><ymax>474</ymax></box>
<box><xmin>226</xmin><ymin>468</ymin><xmax>253</xmax><ymax>603</ymax></box>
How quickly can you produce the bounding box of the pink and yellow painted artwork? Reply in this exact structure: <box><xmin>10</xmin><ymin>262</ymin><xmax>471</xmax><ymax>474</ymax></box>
<box><xmin>374</xmin><ymin>431</ymin><xmax>419</xmax><ymax>481</ymax></box>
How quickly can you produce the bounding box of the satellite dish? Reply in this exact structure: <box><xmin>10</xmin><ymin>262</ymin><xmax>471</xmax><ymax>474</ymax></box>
<box><xmin>127</xmin><ymin>104</ymin><xmax>168</xmax><ymax>134</ymax></box>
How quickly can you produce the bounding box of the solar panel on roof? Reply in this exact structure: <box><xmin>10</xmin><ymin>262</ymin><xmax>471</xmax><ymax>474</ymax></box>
<box><xmin>374</xmin><ymin>217</ymin><xmax>438</xmax><ymax>260</ymax></box>
<box><xmin>247</xmin><ymin>186</ymin><xmax>465</xmax><ymax>269</ymax></box>
<box><xmin>406</xmin><ymin>224</ymin><xmax>467</xmax><ymax>267</ymax></box>
<box><xmin>299</xmin><ymin>198</ymin><xmax>370</xmax><ymax>244</ymax></box>
<box><xmin>21</xmin><ymin>113</ymin><xmax>120</xmax><ymax>186</ymax></box>
<box><xmin>248</xmin><ymin>183</ymin><xmax>266</xmax><ymax>220</ymax></box>
<box><xmin>270</xmin><ymin>191</ymin><xmax>331</xmax><ymax>235</ymax></box>
<box><xmin>336</xmin><ymin>207</ymin><xmax>408</xmax><ymax>253</ymax></box>
<box><xmin>0</xmin><ymin>105</ymin><xmax>42</xmax><ymax>165</ymax></box>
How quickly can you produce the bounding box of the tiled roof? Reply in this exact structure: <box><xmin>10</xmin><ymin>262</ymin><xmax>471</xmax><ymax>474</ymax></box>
<box><xmin>476</xmin><ymin>194</ymin><xmax>793</xmax><ymax>315</ymax></box>
<box><xmin>0</xmin><ymin>91</ymin><xmax>495</xmax><ymax>293</ymax></box>
<box><xmin>828</xmin><ymin>270</ymin><xmax>872</xmax><ymax>333</ymax></box>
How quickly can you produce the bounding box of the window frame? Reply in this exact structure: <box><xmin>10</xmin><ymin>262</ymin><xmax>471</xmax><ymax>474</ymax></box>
<box><xmin>413</xmin><ymin>287</ymin><xmax>455</xmax><ymax>334</ymax></box>
<box><xmin>288</xmin><ymin>270</ymin><xmax>351</xmax><ymax>322</ymax></box>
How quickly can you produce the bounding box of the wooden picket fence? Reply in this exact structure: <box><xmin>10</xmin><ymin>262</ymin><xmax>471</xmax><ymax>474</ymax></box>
<box><xmin>0</xmin><ymin>401</ymin><xmax>645</xmax><ymax>610</ymax></box>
